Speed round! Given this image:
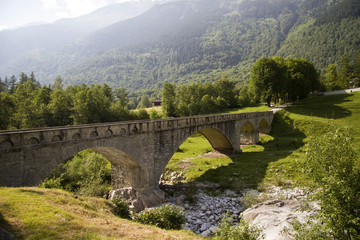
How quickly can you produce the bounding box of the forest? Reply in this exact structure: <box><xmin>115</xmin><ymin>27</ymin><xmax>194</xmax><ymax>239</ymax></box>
<box><xmin>0</xmin><ymin>0</ymin><xmax>359</xmax><ymax>93</ymax></box>
<box><xmin>1</xmin><ymin>52</ymin><xmax>359</xmax><ymax>131</ymax></box>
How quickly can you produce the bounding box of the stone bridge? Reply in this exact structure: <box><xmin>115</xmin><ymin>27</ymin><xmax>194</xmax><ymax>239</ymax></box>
<box><xmin>0</xmin><ymin>111</ymin><xmax>273</xmax><ymax>209</ymax></box>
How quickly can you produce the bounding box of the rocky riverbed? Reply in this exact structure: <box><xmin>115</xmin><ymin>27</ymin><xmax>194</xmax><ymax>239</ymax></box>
<box><xmin>163</xmin><ymin>185</ymin><xmax>315</xmax><ymax>239</ymax></box>
<box><xmin>166</xmin><ymin>188</ymin><xmax>244</xmax><ymax>236</ymax></box>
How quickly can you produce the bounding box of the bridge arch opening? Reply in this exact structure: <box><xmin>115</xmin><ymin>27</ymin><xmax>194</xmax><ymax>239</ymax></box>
<box><xmin>41</xmin><ymin>146</ymin><xmax>141</xmax><ymax>197</ymax></box>
<box><xmin>259</xmin><ymin>118</ymin><xmax>270</xmax><ymax>134</ymax></box>
<box><xmin>159</xmin><ymin>128</ymin><xmax>234</xmax><ymax>185</ymax></box>
<box><xmin>240</xmin><ymin>121</ymin><xmax>256</xmax><ymax>145</ymax></box>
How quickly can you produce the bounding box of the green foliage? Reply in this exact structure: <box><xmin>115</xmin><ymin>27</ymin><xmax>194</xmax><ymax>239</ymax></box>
<box><xmin>133</xmin><ymin>204</ymin><xmax>185</xmax><ymax>230</ymax></box>
<box><xmin>249</xmin><ymin>57</ymin><xmax>285</xmax><ymax>106</ymax></box>
<box><xmin>111</xmin><ymin>198</ymin><xmax>131</xmax><ymax>219</ymax></box>
<box><xmin>322</xmin><ymin>64</ymin><xmax>340</xmax><ymax>91</ymax></box>
<box><xmin>161</xmin><ymin>77</ymin><xmax>239</xmax><ymax>117</ymax></box>
<box><xmin>338</xmin><ymin>53</ymin><xmax>353</xmax><ymax>89</ymax></box>
<box><xmin>249</xmin><ymin>57</ymin><xmax>319</xmax><ymax>105</ymax></box>
<box><xmin>43</xmin><ymin>149</ymin><xmax>111</xmax><ymax>197</ymax></box>
<box><xmin>1</xmin><ymin>0</ymin><xmax>359</xmax><ymax>93</ymax></box>
<box><xmin>0</xmin><ymin>76</ymin><xmax>151</xmax><ymax>130</ymax></box>
<box><xmin>149</xmin><ymin>109</ymin><xmax>162</xmax><ymax>119</ymax></box>
<box><xmin>0</xmin><ymin>92</ymin><xmax>15</xmax><ymax>129</ymax></box>
<box><xmin>300</xmin><ymin>124</ymin><xmax>360</xmax><ymax>239</ymax></box>
<box><xmin>288</xmin><ymin>219</ymin><xmax>331</xmax><ymax>240</ymax></box>
<box><xmin>242</xmin><ymin>190</ymin><xmax>268</xmax><ymax>209</ymax></box>
<box><xmin>162</xmin><ymin>83</ymin><xmax>177</xmax><ymax>117</ymax></box>
<box><xmin>137</xmin><ymin>94</ymin><xmax>152</xmax><ymax>109</ymax></box>
<box><xmin>213</xmin><ymin>217</ymin><xmax>264</xmax><ymax>240</ymax></box>
<box><xmin>39</xmin><ymin>177</ymin><xmax>63</xmax><ymax>189</ymax></box>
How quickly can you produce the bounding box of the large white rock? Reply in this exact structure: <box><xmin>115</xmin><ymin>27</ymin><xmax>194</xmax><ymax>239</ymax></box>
<box><xmin>241</xmin><ymin>200</ymin><xmax>315</xmax><ymax>240</ymax></box>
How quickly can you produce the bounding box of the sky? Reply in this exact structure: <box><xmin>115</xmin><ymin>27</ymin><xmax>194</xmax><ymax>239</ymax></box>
<box><xmin>0</xmin><ymin>0</ymin><xmax>140</xmax><ymax>31</ymax></box>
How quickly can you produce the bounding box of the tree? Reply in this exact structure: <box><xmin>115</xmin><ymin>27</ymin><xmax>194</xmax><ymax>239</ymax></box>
<box><xmin>9</xmin><ymin>75</ymin><xmax>16</xmax><ymax>94</ymax></box>
<box><xmin>52</xmin><ymin>76</ymin><xmax>64</xmax><ymax>90</ymax></box>
<box><xmin>302</xmin><ymin>124</ymin><xmax>360</xmax><ymax>239</ymax></box>
<box><xmin>114</xmin><ymin>88</ymin><xmax>128</xmax><ymax>109</ymax></box>
<box><xmin>338</xmin><ymin>53</ymin><xmax>353</xmax><ymax>89</ymax></box>
<box><xmin>214</xmin><ymin>76</ymin><xmax>237</xmax><ymax>108</ymax></box>
<box><xmin>71</xmin><ymin>84</ymin><xmax>112</xmax><ymax>124</ymax></box>
<box><xmin>29</xmin><ymin>71</ymin><xmax>36</xmax><ymax>83</ymax></box>
<box><xmin>19</xmin><ymin>72</ymin><xmax>28</xmax><ymax>84</ymax></box>
<box><xmin>138</xmin><ymin>95</ymin><xmax>152</xmax><ymax>109</ymax></box>
<box><xmin>354</xmin><ymin>50</ymin><xmax>360</xmax><ymax>87</ymax></box>
<box><xmin>249</xmin><ymin>57</ymin><xmax>282</xmax><ymax>106</ymax></box>
<box><xmin>323</xmin><ymin>64</ymin><xmax>340</xmax><ymax>91</ymax></box>
<box><xmin>162</xmin><ymin>83</ymin><xmax>176</xmax><ymax>117</ymax></box>
<box><xmin>285</xmin><ymin>58</ymin><xmax>319</xmax><ymax>103</ymax></box>
<box><xmin>0</xmin><ymin>92</ymin><xmax>15</xmax><ymax>129</ymax></box>
<box><xmin>48</xmin><ymin>89</ymin><xmax>73</xmax><ymax>126</ymax></box>
<box><xmin>11</xmin><ymin>81</ymin><xmax>42</xmax><ymax>128</ymax></box>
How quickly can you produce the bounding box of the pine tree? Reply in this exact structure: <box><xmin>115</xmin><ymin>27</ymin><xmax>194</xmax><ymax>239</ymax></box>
<box><xmin>354</xmin><ymin>50</ymin><xmax>360</xmax><ymax>87</ymax></box>
<box><xmin>338</xmin><ymin>54</ymin><xmax>353</xmax><ymax>89</ymax></box>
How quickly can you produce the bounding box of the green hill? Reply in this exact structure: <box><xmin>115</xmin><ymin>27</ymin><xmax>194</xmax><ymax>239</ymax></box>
<box><xmin>0</xmin><ymin>187</ymin><xmax>200</xmax><ymax>240</ymax></box>
<box><xmin>0</xmin><ymin>0</ymin><xmax>359</xmax><ymax>91</ymax></box>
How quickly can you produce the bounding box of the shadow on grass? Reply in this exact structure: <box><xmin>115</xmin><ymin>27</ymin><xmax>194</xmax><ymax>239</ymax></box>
<box><xmin>286</xmin><ymin>94</ymin><xmax>352</xmax><ymax>119</ymax></box>
<box><xmin>0</xmin><ymin>210</ymin><xmax>18</xmax><ymax>240</ymax></box>
<box><xmin>183</xmin><ymin>110</ymin><xmax>307</xmax><ymax>192</ymax></box>
<box><xmin>19</xmin><ymin>189</ymin><xmax>45</xmax><ymax>195</ymax></box>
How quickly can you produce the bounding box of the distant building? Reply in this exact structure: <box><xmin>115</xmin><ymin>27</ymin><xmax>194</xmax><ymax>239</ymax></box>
<box><xmin>152</xmin><ymin>100</ymin><xmax>162</xmax><ymax>107</ymax></box>
<box><xmin>0</xmin><ymin>82</ymin><xmax>8</xmax><ymax>91</ymax></box>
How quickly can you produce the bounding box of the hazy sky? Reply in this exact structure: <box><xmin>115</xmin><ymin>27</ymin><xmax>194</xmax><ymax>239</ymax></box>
<box><xmin>0</xmin><ymin>0</ymin><xmax>141</xmax><ymax>31</ymax></box>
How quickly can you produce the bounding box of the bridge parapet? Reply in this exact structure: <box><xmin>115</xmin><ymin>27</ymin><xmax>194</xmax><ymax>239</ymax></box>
<box><xmin>0</xmin><ymin>111</ymin><xmax>273</xmax><ymax>151</ymax></box>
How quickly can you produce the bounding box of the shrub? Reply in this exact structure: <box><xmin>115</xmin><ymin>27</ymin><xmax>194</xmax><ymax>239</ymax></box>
<box><xmin>133</xmin><ymin>204</ymin><xmax>185</xmax><ymax>230</ymax></box>
<box><xmin>213</xmin><ymin>216</ymin><xmax>263</xmax><ymax>240</ymax></box>
<box><xmin>297</xmin><ymin>123</ymin><xmax>360</xmax><ymax>239</ymax></box>
<box><xmin>39</xmin><ymin>177</ymin><xmax>63</xmax><ymax>189</ymax></box>
<box><xmin>112</xmin><ymin>198</ymin><xmax>131</xmax><ymax>219</ymax></box>
<box><xmin>242</xmin><ymin>190</ymin><xmax>268</xmax><ymax>208</ymax></box>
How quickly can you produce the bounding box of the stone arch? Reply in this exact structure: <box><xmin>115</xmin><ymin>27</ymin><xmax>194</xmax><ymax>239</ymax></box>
<box><xmin>105</xmin><ymin>129</ymin><xmax>113</xmax><ymax>137</ymax></box>
<box><xmin>259</xmin><ymin>118</ymin><xmax>270</xmax><ymax>134</ymax></box>
<box><xmin>27</xmin><ymin>137</ymin><xmax>40</xmax><ymax>145</ymax></box>
<box><xmin>51</xmin><ymin>135</ymin><xmax>62</xmax><ymax>143</ymax></box>
<box><xmin>240</xmin><ymin>121</ymin><xmax>256</xmax><ymax>145</ymax></box>
<box><xmin>90</xmin><ymin>131</ymin><xmax>98</xmax><ymax>138</ymax></box>
<box><xmin>91</xmin><ymin>147</ymin><xmax>142</xmax><ymax>189</ymax></box>
<box><xmin>198</xmin><ymin>128</ymin><xmax>233</xmax><ymax>153</ymax></box>
<box><xmin>38</xmin><ymin>143</ymin><xmax>143</xmax><ymax>192</ymax></box>
<box><xmin>71</xmin><ymin>133</ymin><xmax>81</xmax><ymax>140</ymax></box>
<box><xmin>156</xmin><ymin>126</ymin><xmax>235</xmax><ymax>184</ymax></box>
<box><xmin>132</xmin><ymin>126</ymin><xmax>138</xmax><ymax>133</ymax></box>
<box><xmin>0</xmin><ymin>140</ymin><xmax>13</xmax><ymax>148</ymax></box>
<box><xmin>120</xmin><ymin>128</ymin><xmax>127</xmax><ymax>135</ymax></box>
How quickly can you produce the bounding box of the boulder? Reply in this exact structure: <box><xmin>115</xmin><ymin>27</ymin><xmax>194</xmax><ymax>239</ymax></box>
<box><xmin>241</xmin><ymin>200</ymin><xmax>315</xmax><ymax>240</ymax></box>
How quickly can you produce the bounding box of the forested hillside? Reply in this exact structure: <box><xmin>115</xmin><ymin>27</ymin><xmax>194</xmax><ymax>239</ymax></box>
<box><xmin>0</xmin><ymin>0</ymin><xmax>359</xmax><ymax>91</ymax></box>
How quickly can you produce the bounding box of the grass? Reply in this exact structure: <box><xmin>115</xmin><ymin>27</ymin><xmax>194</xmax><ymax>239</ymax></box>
<box><xmin>0</xmin><ymin>187</ymin><xmax>201</xmax><ymax>240</ymax></box>
<box><xmin>2</xmin><ymin>93</ymin><xmax>359</xmax><ymax>238</ymax></box>
<box><xmin>164</xmin><ymin>92</ymin><xmax>360</xmax><ymax>191</ymax></box>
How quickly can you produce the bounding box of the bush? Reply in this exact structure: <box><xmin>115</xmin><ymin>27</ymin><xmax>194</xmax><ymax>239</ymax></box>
<box><xmin>133</xmin><ymin>204</ymin><xmax>185</xmax><ymax>230</ymax></box>
<box><xmin>39</xmin><ymin>177</ymin><xmax>63</xmax><ymax>189</ymax></box>
<box><xmin>40</xmin><ymin>149</ymin><xmax>112</xmax><ymax>197</ymax></box>
<box><xmin>297</xmin><ymin>123</ymin><xmax>360</xmax><ymax>239</ymax></box>
<box><xmin>112</xmin><ymin>198</ymin><xmax>131</xmax><ymax>219</ymax></box>
<box><xmin>214</xmin><ymin>216</ymin><xmax>263</xmax><ymax>240</ymax></box>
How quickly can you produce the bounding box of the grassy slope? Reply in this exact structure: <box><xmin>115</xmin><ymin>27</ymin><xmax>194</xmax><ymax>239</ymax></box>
<box><xmin>166</xmin><ymin>92</ymin><xmax>360</xmax><ymax>190</ymax></box>
<box><xmin>1</xmin><ymin>93</ymin><xmax>358</xmax><ymax>239</ymax></box>
<box><xmin>0</xmin><ymin>188</ymin><xmax>200</xmax><ymax>240</ymax></box>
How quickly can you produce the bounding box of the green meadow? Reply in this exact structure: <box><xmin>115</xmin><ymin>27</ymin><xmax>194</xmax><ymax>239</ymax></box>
<box><xmin>1</xmin><ymin>92</ymin><xmax>359</xmax><ymax>239</ymax></box>
<box><xmin>165</xmin><ymin>92</ymin><xmax>360</xmax><ymax>190</ymax></box>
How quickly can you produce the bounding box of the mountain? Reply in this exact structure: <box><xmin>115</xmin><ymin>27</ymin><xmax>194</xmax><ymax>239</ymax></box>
<box><xmin>0</xmin><ymin>1</ymin><xmax>160</xmax><ymax>66</ymax></box>
<box><xmin>0</xmin><ymin>0</ymin><xmax>359</xmax><ymax>91</ymax></box>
